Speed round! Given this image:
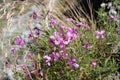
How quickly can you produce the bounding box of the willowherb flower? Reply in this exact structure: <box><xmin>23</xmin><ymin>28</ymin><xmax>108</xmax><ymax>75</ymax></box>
<box><xmin>35</xmin><ymin>28</ymin><xmax>40</xmax><ymax>36</ymax></box>
<box><xmin>62</xmin><ymin>52</ymin><xmax>69</xmax><ymax>59</ymax></box>
<box><xmin>20</xmin><ymin>64</ymin><xmax>25</xmax><ymax>69</ymax></box>
<box><xmin>49</xmin><ymin>35</ymin><xmax>55</xmax><ymax>45</ymax></box>
<box><xmin>10</xmin><ymin>48</ymin><xmax>16</xmax><ymax>54</ymax></box>
<box><xmin>76</xmin><ymin>22</ymin><xmax>83</xmax><ymax>27</ymax></box>
<box><xmin>14</xmin><ymin>36</ymin><xmax>25</xmax><ymax>47</ymax></box>
<box><xmin>57</xmin><ymin>50</ymin><xmax>69</xmax><ymax>59</ymax></box>
<box><xmin>91</xmin><ymin>61</ymin><xmax>97</xmax><ymax>67</ymax></box>
<box><xmin>109</xmin><ymin>15</ymin><xmax>115</xmax><ymax>20</ymax></box>
<box><xmin>49</xmin><ymin>32</ymin><xmax>59</xmax><ymax>45</ymax></box>
<box><xmin>28</xmin><ymin>33</ymin><xmax>33</xmax><ymax>39</ymax></box>
<box><xmin>58</xmin><ymin>24</ymin><xmax>66</xmax><ymax>30</ymax></box>
<box><xmin>54</xmin><ymin>37</ymin><xmax>69</xmax><ymax>48</ymax></box>
<box><xmin>44</xmin><ymin>55</ymin><xmax>51</xmax><ymax>66</ymax></box>
<box><xmin>50</xmin><ymin>17</ymin><xmax>56</xmax><ymax>28</ymax></box>
<box><xmin>33</xmin><ymin>11</ymin><xmax>38</xmax><ymax>20</ymax></box>
<box><xmin>26</xmin><ymin>54</ymin><xmax>33</xmax><ymax>60</ymax></box>
<box><xmin>95</xmin><ymin>30</ymin><xmax>105</xmax><ymax>39</ymax></box>
<box><xmin>67</xmin><ymin>27</ymin><xmax>78</xmax><ymax>40</ymax></box>
<box><xmin>76</xmin><ymin>22</ymin><xmax>90</xmax><ymax>29</ymax></box>
<box><xmin>83</xmin><ymin>41</ymin><xmax>92</xmax><ymax>50</ymax></box>
<box><xmin>67</xmin><ymin>58</ymin><xmax>79</xmax><ymax>68</ymax></box>
<box><xmin>50</xmin><ymin>32</ymin><xmax>69</xmax><ymax>48</ymax></box>
<box><xmin>50</xmin><ymin>52</ymin><xmax>60</xmax><ymax>61</ymax></box>
<box><xmin>66</xmin><ymin>18</ymin><xmax>74</xmax><ymax>22</ymax></box>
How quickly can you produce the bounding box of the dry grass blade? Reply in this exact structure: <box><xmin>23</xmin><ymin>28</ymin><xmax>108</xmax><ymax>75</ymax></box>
<box><xmin>45</xmin><ymin>0</ymin><xmax>96</xmax><ymax>30</ymax></box>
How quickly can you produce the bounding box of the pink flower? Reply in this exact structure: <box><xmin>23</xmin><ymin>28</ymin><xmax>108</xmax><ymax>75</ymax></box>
<box><xmin>33</xmin><ymin>11</ymin><xmax>38</xmax><ymax>20</ymax></box>
<box><xmin>20</xmin><ymin>64</ymin><xmax>25</xmax><ymax>69</ymax></box>
<box><xmin>96</xmin><ymin>30</ymin><xmax>105</xmax><ymax>39</ymax></box>
<box><xmin>91</xmin><ymin>61</ymin><xmax>97</xmax><ymax>67</ymax></box>
<box><xmin>62</xmin><ymin>52</ymin><xmax>69</xmax><ymax>59</ymax></box>
<box><xmin>26</xmin><ymin>54</ymin><xmax>33</xmax><ymax>60</ymax></box>
<box><xmin>14</xmin><ymin>36</ymin><xmax>25</xmax><ymax>47</ymax></box>
<box><xmin>67</xmin><ymin>58</ymin><xmax>79</xmax><ymax>68</ymax></box>
<box><xmin>49</xmin><ymin>32</ymin><xmax>59</xmax><ymax>45</ymax></box>
<box><xmin>44</xmin><ymin>55</ymin><xmax>51</xmax><ymax>66</ymax></box>
<box><xmin>72</xmin><ymin>63</ymin><xmax>79</xmax><ymax>68</ymax></box>
<box><xmin>67</xmin><ymin>27</ymin><xmax>78</xmax><ymax>40</ymax></box>
<box><xmin>110</xmin><ymin>15</ymin><xmax>115</xmax><ymax>20</ymax></box>
<box><xmin>58</xmin><ymin>50</ymin><xmax>69</xmax><ymax>59</ymax></box>
<box><xmin>76</xmin><ymin>22</ymin><xmax>83</xmax><ymax>27</ymax></box>
<box><xmin>10</xmin><ymin>48</ymin><xmax>16</xmax><ymax>54</ymax></box>
<box><xmin>66</xmin><ymin>18</ymin><xmax>74</xmax><ymax>22</ymax></box>
<box><xmin>54</xmin><ymin>37</ymin><xmax>69</xmax><ymax>48</ymax></box>
<box><xmin>35</xmin><ymin>29</ymin><xmax>40</xmax><ymax>36</ymax></box>
<box><xmin>50</xmin><ymin>17</ymin><xmax>56</xmax><ymax>27</ymax></box>
<box><xmin>49</xmin><ymin>32</ymin><xmax>69</xmax><ymax>48</ymax></box>
<box><xmin>28</xmin><ymin>33</ymin><xmax>33</xmax><ymax>39</ymax></box>
<box><xmin>76</xmin><ymin>22</ymin><xmax>90</xmax><ymax>29</ymax></box>
<box><xmin>49</xmin><ymin>36</ymin><xmax>55</xmax><ymax>45</ymax></box>
<box><xmin>83</xmin><ymin>41</ymin><xmax>92</xmax><ymax>50</ymax></box>
<box><xmin>50</xmin><ymin>52</ymin><xmax>60</xmax><ymax>61</ymax></box>
<box><xmin>58</xmin><ymin>25</ymin><xmax>66</xmax><ymax>30</ymax></box>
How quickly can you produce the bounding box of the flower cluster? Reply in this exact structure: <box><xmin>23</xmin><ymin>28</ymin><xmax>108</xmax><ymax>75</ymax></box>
<box><xmin>67</xmin><ymin>27</ymin><xmax>78</xmax><ymax>40</ymax></box>
<box><xmin>11</xmin><ymin>11</ymin><xmax>42</xmax><ymax>53</ymax></box>
<box><xmin>44</xmin><ymin>51</ymin><xmax>79</xmax><ymax>69</ymax></box>
<box><xmin>44</xmin><ymin>17</ymin><xmax>106</xmax><ymax>69</ymax></box>
<box><xmin>50</xmin><ymin>26</ymin><xmax>78</xmax><ymax>49</ymax></box>
<box><xmin>44</xmin><ymin>18</ymin><xmax>79</xmax><ymax>68</ymax></box>
<box><xmin>50</xmin><ymin>32</ymin><xmax>69</xmax><ymax>48</ymax></box>
<box><xmin>44</xmin><ymin>50</ymin><xmax>68</xmax><ymax>66</ymax></box>
<box><xmin>7</xmin><ymin>5</ymin><xmax>118</xmax><ymax>79</ymax></box>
